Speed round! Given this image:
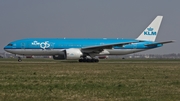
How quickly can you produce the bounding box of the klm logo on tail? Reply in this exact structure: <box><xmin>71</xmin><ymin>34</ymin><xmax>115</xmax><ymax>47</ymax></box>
<box><xmin>144</xmin><ymin>27</ymin><xmax>156</xmax><ymax>35</ymax></box>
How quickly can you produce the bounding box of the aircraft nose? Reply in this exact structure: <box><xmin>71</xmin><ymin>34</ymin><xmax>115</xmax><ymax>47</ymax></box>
<box><xmin>4</xmin><ymin>43</ymin><xmax>15</xmax><ymax>53</ymax></box>
<box><xmin>4</xmin><ymin>46</ymin><xmax>8</xmax><ymax>51</ymax></box>
<box><xmin>4</xmin><ymin>45</ymin><xmax>11</xmax><ymax>52</ymax></box>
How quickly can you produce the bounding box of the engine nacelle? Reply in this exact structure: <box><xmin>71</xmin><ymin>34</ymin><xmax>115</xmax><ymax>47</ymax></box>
<box><xmin>53</xmin><ymin>49</ymin><xmax>82</xmax><ymax>60</ymax></box>
<box><xmin>53</xmin><ymin>54</ymin><xmax>66</xmax><ymax>60</ymax></box>
<box><xmin>66</xmin><ymin>48</ymin><xmax>83</xmax><ymax>59</ymax></box>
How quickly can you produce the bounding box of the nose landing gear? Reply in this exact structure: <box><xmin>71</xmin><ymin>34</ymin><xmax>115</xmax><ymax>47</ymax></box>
<box><xmin>18</xmin><ymin>57</ymin><xmax>22</xmax><ymax>62</ymax></box>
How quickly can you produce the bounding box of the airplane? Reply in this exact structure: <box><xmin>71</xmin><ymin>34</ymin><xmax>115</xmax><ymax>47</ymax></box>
<box><xmin>4</xmin><ymin>16</ymin><xmax>174</xmax><ymax>62</ymax></box>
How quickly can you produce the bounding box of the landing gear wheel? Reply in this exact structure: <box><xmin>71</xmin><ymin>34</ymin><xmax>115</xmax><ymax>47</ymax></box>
<box><xmin>95</xmin><ymin>59</ymin><xmax>99</xmax><ymax>62</ymax></box>
<box><xmin>79</xmin><ymin>59</ymin><xmax>83</xmax><ymax>62</ymax></box>
<box><xmin>87</xmin><ymin>59</ymin><xmax>91</xmax><ymax>62</ymax></box>
<box><xmin>18</xmin><ymin>57</ymin><xmax>22</xmax><ymax>62</ymax></box>
<box><xmin>18</xmin><ymin>59</ymin><xmax>22</xmax><ymax>62</ymax></box>
<box><xmin>78</xmin><ymin>58</ymin><xmax>99</xmax><ymax>63</ymax></box>
<box><xmin>91</xmin><ymin>59</ymin><xmax>95</xmax><ymax>62</ymax></box>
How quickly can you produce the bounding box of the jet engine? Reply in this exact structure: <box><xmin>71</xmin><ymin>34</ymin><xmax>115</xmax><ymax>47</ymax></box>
<box><xmin>53</xmin><ymin>49</ymin><xmax>83</xmax><ymax>60</ymax></box>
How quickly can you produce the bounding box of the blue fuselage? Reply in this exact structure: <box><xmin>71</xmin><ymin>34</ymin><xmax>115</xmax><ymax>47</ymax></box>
<box><xmin>4</xmin><ymin>38</ymin><xmax>161</xmax><ymax>56</ymax></box>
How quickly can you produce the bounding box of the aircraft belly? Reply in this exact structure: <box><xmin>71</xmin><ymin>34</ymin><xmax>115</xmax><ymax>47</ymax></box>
<box><xmin>105</xmin><ymin>49</ymin><xmax>146</xmax><ymax>55</ymax></box>
<box><xmin>5</xmin><ymin>49</ymin><xmax>64</xmax><ymax>55</ymax></box>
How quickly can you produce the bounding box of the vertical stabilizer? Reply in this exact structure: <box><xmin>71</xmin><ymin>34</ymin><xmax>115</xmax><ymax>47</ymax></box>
<box><xmin>136</xmin><ymin>16</ymin><xmax>163</xmax><ymax>41</ymax></box>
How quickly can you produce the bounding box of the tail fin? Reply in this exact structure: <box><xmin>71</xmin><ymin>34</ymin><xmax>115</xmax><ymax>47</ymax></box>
<box><xmin>136</xmin><ymin>16</ymin><xmax>163</xmax><ymax>41</ymax></box>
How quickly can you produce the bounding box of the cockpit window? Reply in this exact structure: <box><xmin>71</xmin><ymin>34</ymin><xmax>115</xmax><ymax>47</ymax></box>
<box><xmin>7</xmin><ymin>44</ymin><xmax>13</xmax><ymax>46</ymax></box>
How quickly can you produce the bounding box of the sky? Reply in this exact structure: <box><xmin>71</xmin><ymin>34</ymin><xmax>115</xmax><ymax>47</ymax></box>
<box><xmin>0</xmin><ymin>0</ymin><xmax>179</xmax><ymax>54</ymax></box>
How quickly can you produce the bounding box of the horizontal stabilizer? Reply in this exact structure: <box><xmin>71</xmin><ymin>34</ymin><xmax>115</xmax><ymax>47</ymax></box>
<box><xmin>145</xmin><ymin>40</ymin><xmax>174</xmax><ymax>46</ymax></box>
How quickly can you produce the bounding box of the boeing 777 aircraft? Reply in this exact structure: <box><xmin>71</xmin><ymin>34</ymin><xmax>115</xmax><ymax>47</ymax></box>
<box><xmin>4</xmin><ymin>16</ymin><xmax>173</xmax><ymax>62</ymax></box>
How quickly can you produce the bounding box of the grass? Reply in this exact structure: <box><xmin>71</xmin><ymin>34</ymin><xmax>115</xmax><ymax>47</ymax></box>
<box><xmin>0</xmin><ymin>59</ymin><xmax>180</xmax><ymax>101</ymax></box>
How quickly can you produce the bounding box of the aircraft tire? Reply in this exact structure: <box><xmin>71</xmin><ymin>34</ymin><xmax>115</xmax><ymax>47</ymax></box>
<box><xmin>18</xmin><ymin>59</ymin><xmax>22</xmax><ymax>62</ymax></box>
<box><xmin>79</xmin><ymin>59</ymin><xmax>99</xmax><ymax>63</ymax></box>
<box><xmin>87</xmin><ymin>59</ymin><xmax>91</xmax><ymax>62</ymax></box>
<box><xmin>79</xmin><ymin>59</ymin><xmax>83</xmax><ymax>62</ymax></box>
<box><xmin>95</xmin><ymin>59</ymin><xmax>99</xmax><ymax>62</ymax></box>
<box><xmin>82</xmin><ymin>59</ymin><xmax>87</xmax><ymax>62</ymax></box>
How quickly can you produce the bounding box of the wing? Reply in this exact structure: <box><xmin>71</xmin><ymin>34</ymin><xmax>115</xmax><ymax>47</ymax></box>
<box><xmin>81</xmin><ymin>41</ymin><xmax>138</xmax><ymax>53</ymax></box>
<box><xmin>145</xmin><ymin>40</ymin><xmax>174</xmax><ymax>47</ymax></box>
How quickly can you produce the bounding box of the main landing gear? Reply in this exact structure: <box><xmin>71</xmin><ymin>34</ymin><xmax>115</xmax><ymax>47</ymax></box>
<box><xmin>79</xmin><ymin>58</ymin><xmax>99</xmax><ymax>63</ymax></box>
<box><xmin>79</xmin><ymin>56</ymin><xmax>99</xmax><ymax>62</ymax></box>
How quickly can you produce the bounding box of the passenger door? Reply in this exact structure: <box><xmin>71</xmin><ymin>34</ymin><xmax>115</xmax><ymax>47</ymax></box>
<box><xmin>21</xmin><ymin>43</ymin><xmax>26</xmax><ymax>49</ymax></box>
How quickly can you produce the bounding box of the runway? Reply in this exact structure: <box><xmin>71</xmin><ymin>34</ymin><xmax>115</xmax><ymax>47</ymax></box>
<box><xmin>0</xmin><ymin>58</ymin><xmax>180</xmax><ymax>101</ymax></box>
<box><xmin>0</xmin><ymin>58</ymin><xmax>179</xmax><ymax>64</ymax></box>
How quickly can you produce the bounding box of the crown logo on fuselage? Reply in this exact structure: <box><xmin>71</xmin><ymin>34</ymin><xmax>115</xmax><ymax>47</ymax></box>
<box><xmin>144</xmin><ymin>27</ymin><xmax>156</xmax><ymax>35</ymax></box>
<box><xmin>32</xmin><ymin>41</ymin><xmax>50</xmax><ymax>50</ymax></box>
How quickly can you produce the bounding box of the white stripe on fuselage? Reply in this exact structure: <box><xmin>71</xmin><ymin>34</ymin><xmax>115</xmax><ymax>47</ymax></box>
<box><xmin>4</xmin><ymin>49</ymin><xmax>65</xmax><ymax>55</ymax></box>
<box><xmin>5</xmin><ymin>48</ymin><xmax>147</xmax><ymax>56</ymax></box>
